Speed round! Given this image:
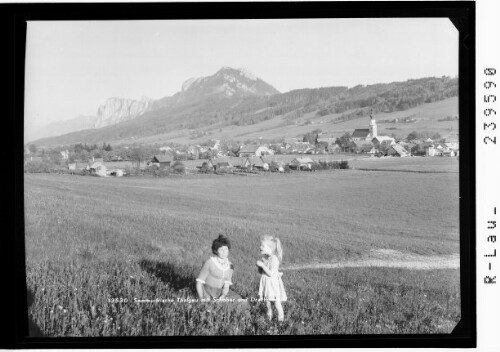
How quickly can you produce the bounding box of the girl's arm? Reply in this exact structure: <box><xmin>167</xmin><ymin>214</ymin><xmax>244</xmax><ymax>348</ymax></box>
<box><xmin>196</xmin><ymin>280</ymin><xmax>205</xmax><ymax>299</ymax></box>
<box><xmin>257</xmin><ymin>259</ymin><xmax>277</xmax><ymax>277</ymax></box>
<box><xmin>258</xmin><ymin>264</ymin><xmax>273</xmax><ymax>277</ymax></box>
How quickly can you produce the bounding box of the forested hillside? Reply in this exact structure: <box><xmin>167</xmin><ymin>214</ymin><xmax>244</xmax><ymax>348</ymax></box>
<box><xmin>33</xmin><ymin>76</ymin><xmax>457</xmax><ymax>146</ymax></box>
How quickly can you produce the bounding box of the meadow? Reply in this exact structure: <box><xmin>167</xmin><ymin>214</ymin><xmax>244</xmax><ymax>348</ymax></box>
<box><xmin>24</xmin><ymin>164</ymin><xmax>460</xmax><ymax>336</ymax></box>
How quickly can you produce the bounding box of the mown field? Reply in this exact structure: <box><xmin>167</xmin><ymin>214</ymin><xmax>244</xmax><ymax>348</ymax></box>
<box><xmin>24</xmin><ymin>165</ymin><xmax>460</xmax><ymax>336</ymax></box>
<box><xmin>350</xmin><ymin>156</ymin><xmax>459</xmax><ymax>173</ymax></box>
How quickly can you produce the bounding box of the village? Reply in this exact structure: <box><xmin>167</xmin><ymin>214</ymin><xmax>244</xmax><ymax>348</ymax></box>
<box><xmin>24</xmin><ymin>112</ymin><xmax>459</xmax><ymax>177</ymax></box>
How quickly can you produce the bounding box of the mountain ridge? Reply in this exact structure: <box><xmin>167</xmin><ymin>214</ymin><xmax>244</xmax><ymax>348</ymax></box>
<box><xmin>28</xmin><ymin>71</ymin><xmax>458</xmax><ymax>146</ymax></box>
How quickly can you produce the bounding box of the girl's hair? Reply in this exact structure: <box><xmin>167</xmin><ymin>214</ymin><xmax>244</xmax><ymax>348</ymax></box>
<box><xmin>212</xmin><ymin>234</ymin><xmax>231</xmax><ymax>255</ymax></box>
<box><xmin>261</xmin><ymin>235</ymin><xmax>283</xmax><ymax>262</ymax></box>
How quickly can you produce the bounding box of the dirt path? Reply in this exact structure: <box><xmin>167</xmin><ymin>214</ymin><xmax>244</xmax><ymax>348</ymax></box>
<box><xmin>282</xmin><ymin>249</ymin><xmax>460</xmax><ymax>271</ymax></box>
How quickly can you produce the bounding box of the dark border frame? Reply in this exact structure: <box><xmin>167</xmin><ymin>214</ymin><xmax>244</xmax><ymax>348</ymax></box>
<box><xmin>6</xmin><ymin>1</ymin><xmax>475</xmax><ymax>349</ymax></box>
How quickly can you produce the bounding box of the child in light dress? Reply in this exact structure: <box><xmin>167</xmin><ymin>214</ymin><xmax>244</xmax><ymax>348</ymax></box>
<box><xmin>256</xmin><ymin>235</ymin><xmax>287</xmax><ymax>322</ymax></box>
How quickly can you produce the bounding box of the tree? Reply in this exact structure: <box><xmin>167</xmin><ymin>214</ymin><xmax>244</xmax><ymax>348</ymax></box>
<box><xmin>335</xmin><ymin>132</ymin><xmax>352</xmax><ymax>152</ymax></box>
<box><xmin>303</xmin><ymin>131</ymin><xmax>319</xmax><ymax>145</ymax></box>
<box><xmin>130</xmin><ymin>147</ymin><xmax>148</xmax><ymax>166</ymax></box>
<box><xmin>28</xmin><ymin>144</ymin><xmax>38</xmax><ymax>154</ymax></box>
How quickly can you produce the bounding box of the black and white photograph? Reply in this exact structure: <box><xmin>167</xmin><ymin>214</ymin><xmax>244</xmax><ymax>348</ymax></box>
<box><xmin>15</xmin><ymin>3</ymin><xmax>476</xmax><ymax>344</ymax></box>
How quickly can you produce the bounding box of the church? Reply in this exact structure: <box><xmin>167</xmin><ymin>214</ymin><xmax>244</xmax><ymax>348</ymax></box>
<box><xmin>352</xmin><ymin>110</ymin><xmax>378</xmax><ymax>142</ymax></box>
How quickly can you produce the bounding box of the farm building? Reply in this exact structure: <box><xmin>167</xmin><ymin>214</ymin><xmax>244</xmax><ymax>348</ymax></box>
<box><xmin>289</xmin><ymin>157</ymin><xmax>315</xmax><ymax>170</ymax></box>
<box><xmin>89</xmin><ymin>162</ymin><xmax>107</xmax><ymax>176</ymax></box>
<box><xmin>69</xmin><ymin>160</ymin><xmax>90</xmax><ymax>170</ymax></box>
<box><xmin>387</xmin><ymin>144</ymin><xmax>410</xmax><ymax>157</ymax></box>
<box><xmin>317</xmin><ymin>137</ymin><xmax>337</xmax><ymax>145</ymax></box>
<box><xmin>151</xmin><ymin>155</ymin><xmax>173</xmax><ymax>168</ymax></box>
<box><xmin>372</xmin><ymin>136</ymin><xmax>396</xmax><ymax>148</ymax></box>
<box><xmin>232</xmin><ymin>157</ymin><xmax>252</xmax><ymax>169</ymax></box>
<box><xmin>288</xmin><ymin>142</ymin><xmax>314</xmax><ymax>154</ymax></box>
<box><xmin>350</xmin><ymin>140</ymin><xmax>374</xmax><ymax>154</ymax></box>
<box><xmin>248</xmin><ymin>156</ymin><xmax>270</xmax><ymax>171</ymax></box>
<box><xmin>441</xmin><ymin>150</ymin><xmax>456</xmax><ymax>157</ymax></box>
<box><xmin>238</xmin><ymin>144</ymin><xmax>274</xmax><ymax>157</ymax></box>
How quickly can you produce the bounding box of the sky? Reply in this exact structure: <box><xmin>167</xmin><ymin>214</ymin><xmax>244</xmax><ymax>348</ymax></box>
<box><xmin>25</xmin><ymin>18</ymin><xmax>458</xmax><ymax>130</ymax></box>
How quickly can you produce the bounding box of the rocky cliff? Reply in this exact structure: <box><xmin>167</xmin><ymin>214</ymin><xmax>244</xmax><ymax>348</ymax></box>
<box><xmin>94</xmin><ymin>96</ymin><xmax>153</xmax><ymax>128</ymax></box>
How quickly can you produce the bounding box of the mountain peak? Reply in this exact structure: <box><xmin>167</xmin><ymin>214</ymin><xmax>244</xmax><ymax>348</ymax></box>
<box><xmin>179</xmin><ymin>67</ymin><xmax>279</xmax><ymax>100</ymax></box>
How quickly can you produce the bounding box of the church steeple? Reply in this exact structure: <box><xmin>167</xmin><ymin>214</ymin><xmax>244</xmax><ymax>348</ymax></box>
<box><xmin>369</xmin><ymin>109</ymin><xmax>377</xmax><ymax>138</ymax></box>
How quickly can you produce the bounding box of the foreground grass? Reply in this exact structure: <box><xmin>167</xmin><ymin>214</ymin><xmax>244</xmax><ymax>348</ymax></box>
<box><xmin>27</xmin><ymin>258</ymin><xmax>460</xmax><ymax>336</ymax></box>
<box><xmin>24</xmin><ymin>170</ymin><xmax>460</xmax><ymax>335</ymax></box>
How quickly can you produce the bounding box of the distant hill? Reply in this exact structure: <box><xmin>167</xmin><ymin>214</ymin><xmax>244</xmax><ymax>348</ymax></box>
<box><xmin>31</xmin><ymin>70</ymin><xmax>458</xmax><ymax>147</ymax></box>
<box><xmin>26</xmin><ymin>115</ymin><xmax>97</xmax><ymax>143</ymax></box>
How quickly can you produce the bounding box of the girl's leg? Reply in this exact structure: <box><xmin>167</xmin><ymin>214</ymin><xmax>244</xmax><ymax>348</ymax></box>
<box><xmin>265</xmin><ymin>300</ymin><xmax>273</xmax><ymax>320</ymax></box>
<box><xmin>275</xmin><ymin>300</ymin><xmax>284</xmax><ymax>321</ymax></box>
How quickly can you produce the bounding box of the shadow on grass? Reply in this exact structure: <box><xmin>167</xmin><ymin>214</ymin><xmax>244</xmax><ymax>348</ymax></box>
<box><xmin>139</xmin><ymin>259</ymin><xmax>197</xmax><ymax>297</ymax></box>
<box><xmin>27</xmin><ymin>288</ymin><xmax>44</xmax><ymax>337</ymax></box>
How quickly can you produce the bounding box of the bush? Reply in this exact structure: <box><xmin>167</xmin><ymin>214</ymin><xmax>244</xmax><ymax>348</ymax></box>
<box><xmin>315</xmin><ymin>160</ymin><xmax>350</xmax><ymax>170</ymax></box>
<box><xmin>124</xmin><ymin>166</ymin><xmax>140</xmax><ymax>176</ymax></box>
<box><xmin>144</xmin><ymin>165</ymin><xmax>170</xmax><ymax>177</ymax></box>
<box><xmin>171</xmin><ymin>161</ymin><xmax>186</xmax><ymax>174</ymax></box>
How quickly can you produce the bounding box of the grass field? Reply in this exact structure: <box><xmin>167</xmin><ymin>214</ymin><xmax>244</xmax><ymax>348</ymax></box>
<box><xmin>350</xmin><ymin>156</ymin><xmax>459</xmax><ymax>173</ymax></box>
<box><xmin>24</xmin><ymin>163</ymin><xmax>460</xmax><ymax>336</ymax></box>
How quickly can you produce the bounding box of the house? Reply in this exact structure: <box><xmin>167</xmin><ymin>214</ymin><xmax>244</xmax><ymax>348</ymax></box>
<box><xmin>350</xmin><ymin>140</ymin><xmax>374</xmax><ymax>154</ymax></box>
<box><xmin>442</xmin><ymin>149</ymin><xmax>456</xmax><ymax>157</ymax></box>
<box><xmin>231</xmin><ymin>157</ymin><xmax>252</xmax><ymax>169</ymax></box>
<box><xmin>151</xmin><ymin>155</ymin><xmax>173</xmax><ymax>168</ymax></box>
<box><xmin>425</xmin><ymin>145</ymin><xmax>441</xmax><ymax>156</ymax></box>
<box><xmin>159</xmin><ymin>146</ymin><xmax>172</xmax><ymax>154</ymax></box>
<box><xmin>214</xmin><ymin>157</ymin><xmax>233</xmax><ymax>171</ymax></box>
<box><xmin>68</xmin><ymin>160</ymin><xmax>90</xmax><ymax>170</ymax></box>
<box><xmin>372</xmin><ymin>136</ymin><xmax>396</xmax><ymax>149</ymax></box>
<box><xmin>238</xmin><ymin>144</ymin><xmax>274</xmax><ymax>157</ymax></box>
<box><xmin>283</xmin><ymin>138</ymin><xmax>300</xmax><ymax>148</ymax></box>
<box><xmin>60</xmin><ymin>150</ymin><xmax>69</xmax><ymax>160</ymax></box>
<box><xmin>89</xmin><ymin>162</ymin><xmax>107</xmax><ymax>176</ymax></box>
<box><xmin>186</xmin><ymin>145</ymin><xmax>200</xmax><ymax>159</ymax></box>
<box><xmin>248</xmin><ymin>156</ymin><xmax>270</xmax><ymax>171</ymax></box>
<box><xmin>387</xmin><ymin>144</ymin><xmax>410</xmax><ymax>157</ymax></box>
<box><xmin>289</xmin><ymin>142</ymin><xmax>314</xmax><ymax>154</ymax></box>
<box><xmin>289</xmin><ymin>157</ymin><xmax>315</xmax><ymax>170</ymax></box>
<box><xmin>317</xmin><ymin>137</ymin><xmax>337</xmax><ymax>145</ymax></box>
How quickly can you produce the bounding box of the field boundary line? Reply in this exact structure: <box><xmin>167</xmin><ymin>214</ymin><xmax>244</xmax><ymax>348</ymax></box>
<box><xmin>354</xmin><ymin>168</ymin><xmax>459</xmax><ymax>174</ymax></box>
